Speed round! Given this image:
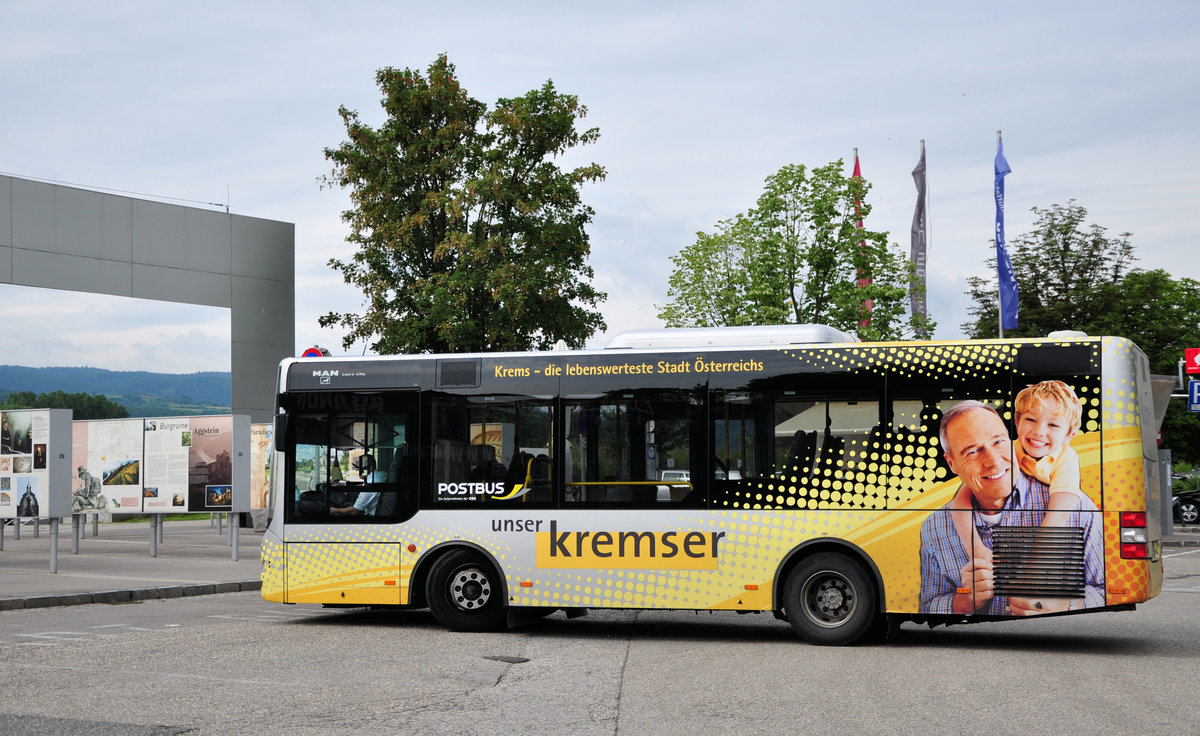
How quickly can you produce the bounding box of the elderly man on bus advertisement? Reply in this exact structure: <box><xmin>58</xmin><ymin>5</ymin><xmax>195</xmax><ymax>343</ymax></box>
<box><xmin>918</xmin><ymin>400</ymin><xmax>1105</xmax><ymax>616</ymax></box>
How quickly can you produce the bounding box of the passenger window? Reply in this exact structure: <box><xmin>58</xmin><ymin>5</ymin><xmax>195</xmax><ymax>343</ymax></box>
<box><xmin>429</xmin><ymin>395</ymin><xmax>554</xmax><ymax>507</ymax></box>
<box><xmin>712</xmin><ymin>391</ymin><xmax>757</xmax><ymax>481</ymax></box>
<box><xmin>771</xmin><ymin>399</ymin><xmax>880</xmax><ymax>490</ymax></box>
<box><xmin>564</xmin><ymin>389</ymin><xmax>703</xmax><ymax>507</ymax></box>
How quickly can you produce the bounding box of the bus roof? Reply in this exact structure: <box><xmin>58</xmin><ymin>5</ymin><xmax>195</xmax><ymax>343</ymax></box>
<box><xmin>604</xmin><ymin>324</ymin><xmax>859</xmax><ymax>349</ymax></box>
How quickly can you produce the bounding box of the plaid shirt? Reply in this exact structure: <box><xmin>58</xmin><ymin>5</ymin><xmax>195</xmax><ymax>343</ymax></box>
<box><xmin>919</xmin><ymin>471</ymin><xmax>1105</xmax><ymax>615</ymax></box>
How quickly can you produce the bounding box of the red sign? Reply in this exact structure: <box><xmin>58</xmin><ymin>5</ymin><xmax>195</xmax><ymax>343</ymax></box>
<box><xmin>301</xmin><ymin>346</ymin><xmax>328</xmax><ymax>358</ymax></box>
<box><xmin>1187</xmin><ymin>348</ymin><xmax>1200</xmax><ymax>374</ymax></box>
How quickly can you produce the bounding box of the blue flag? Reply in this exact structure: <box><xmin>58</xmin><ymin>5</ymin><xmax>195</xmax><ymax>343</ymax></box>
<box><xmin>994</xmin><ymin>136</ymin><xmax>1018</xmax><ymax>332</ymax></box>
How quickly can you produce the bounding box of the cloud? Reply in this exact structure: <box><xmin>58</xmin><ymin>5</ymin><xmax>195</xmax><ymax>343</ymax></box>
<box><xmin>1</xmin><ymin>0</ymin><xmax>1197</xmax><ymax>366</ymax></box>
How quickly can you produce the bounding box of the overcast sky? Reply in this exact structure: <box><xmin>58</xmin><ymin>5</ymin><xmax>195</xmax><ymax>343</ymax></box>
<box><xmin>2</xmin><ymin>1</ymin><xmax>1196</xmax><ymax>373</ymax></box>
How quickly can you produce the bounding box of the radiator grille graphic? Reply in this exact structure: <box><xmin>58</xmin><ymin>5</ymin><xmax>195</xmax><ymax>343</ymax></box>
<box><xmin>992</xmin><ymin>526</ymin><xmax>1086</xmax><ymax>598</ymax></box>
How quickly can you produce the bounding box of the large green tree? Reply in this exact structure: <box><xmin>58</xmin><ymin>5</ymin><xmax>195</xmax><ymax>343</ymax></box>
<box><xmin>658</xmin><ymin>161</ymin><xmax>933</xmax><ymax>340</ymax></box>
<box><xmin>1</xmin><ymin>390</ymin><xmax>129</xmax><ymax>419</ymax></box>
<box><xmin>962</xmin><ymin>201</ymin><xmax>1136</xmax><ymax>338</ymax></box>
<box><xmin>320</xmin><ymin>55</ymin><xmax>607</xmax><ymax>354</ymax></box>
<box><xmin>962</xmin><ymin>201</ymin><xmax>1200</xmax><ymax>462</ymax></box>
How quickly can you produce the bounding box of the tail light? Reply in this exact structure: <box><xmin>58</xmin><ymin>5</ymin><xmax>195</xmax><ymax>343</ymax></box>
<box><xmin>1120</xmin><ymin>511</ymin><xmax>1149</xmax><ymax>559</ymax></box>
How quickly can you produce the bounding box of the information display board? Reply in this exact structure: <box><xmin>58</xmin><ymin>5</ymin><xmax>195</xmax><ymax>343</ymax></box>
<box><xmin>72</xmin><ymin>415</ymin><xmax>250</xmax><ymax>514</ymax></box>
<box><xmin>0</xmin><ymin>409</ymin><xmax>71</xmax><ymax>519</ymax></box>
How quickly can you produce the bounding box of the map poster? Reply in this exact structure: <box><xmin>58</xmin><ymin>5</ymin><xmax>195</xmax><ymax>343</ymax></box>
<box><xmin>76</xmin><ymin>419</ymin><xmax>144</xmax><ymax>513</ymax></box>
<box><xmin>71</xmin><ymin>420</ymin><xmax>106</xmax><ymax>514</ymax></box>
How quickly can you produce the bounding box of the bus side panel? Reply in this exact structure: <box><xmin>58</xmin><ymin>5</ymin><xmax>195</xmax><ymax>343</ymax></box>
<box><xmin>1100</xmin><ymin>444</ymin><xmax>1158</xmax><ymax>606</ymax></box>
<box><xmin>283</xmin><ymin>541</ymin><xmax>403</xmax><ymax>605</ymax></box>
<box><xmin>1101</xmin><ymin>337</ymin><xmax>1164</xmax><ymax>604</ymax></box>
<box><xmin>848</xmin><ymin>481</ymin><xmax>961</xmax><ymax>614</ymax></box>
<box><xmin>260</xmin><ymin>531</ymin><xmax>286</xmax><ymax>603</ymax></box>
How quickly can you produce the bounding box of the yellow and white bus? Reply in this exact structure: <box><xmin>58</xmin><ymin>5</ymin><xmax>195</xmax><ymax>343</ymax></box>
<box><xmin>260</xmin><ymin>326</ymin><xmax>1163</xmax><ymax>645</ymax></box>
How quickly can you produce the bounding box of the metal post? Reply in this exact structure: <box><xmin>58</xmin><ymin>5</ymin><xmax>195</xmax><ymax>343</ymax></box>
<box><xmin>92</xmin><ymin>512</ymin><xmax>99</xmax><ymax>537</ymax></box>
<box><xmin>150</xmin><ymin>514</ymin><xmax>158</xmax><ymax>558</ymax></box>
<box><xmin>1161</xmin><ymin>449</ymin><xmax>1174</xmax><ymax>535</ymax></box>
<box><xmin>1</xmin><ymin>518</ymin><xmax>5</xmax><ymax>551</ymax></box>
<box><xmin>158</xmin><ymin>514</ymin><xmax>164</xmax><ymax>544</ymax></box>
<box><xmin>216</xmin><ymin>512</ymin><xmax>223</xmax><ymax>535</ymax></box>
<box><xmin>49</xmin><ymin>517</ymin><xmax>58</xmax><ymax>574</ymax></box>
<box><xmin>33</xmin><ymin>516</ymin><xmax>39</xmax><ymax>538</ymax></box>
<box><xmin>72</xmin><ymin>514</ymin><xmax>80</xmax><ymax>554</ymax></box>
<box><xmin>13</xmin><ymin>516</ymin><xmax>19</xmax><ymax>540</ymax></box>
<box><xmin>231</xmin><ymin>513</ymin><xmax>240</xmax><ymax>561</ymax></box>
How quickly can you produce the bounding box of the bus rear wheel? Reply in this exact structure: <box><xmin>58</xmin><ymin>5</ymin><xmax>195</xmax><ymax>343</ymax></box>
<box><xmin>783</xmin><ymin>552</ymin><xmax>878</xmax><ymax>646</ymax></box>
<box><xmin>426</xmin><ymin>549</ymin><xmax>506</xmax><ymax>632</ymax></box>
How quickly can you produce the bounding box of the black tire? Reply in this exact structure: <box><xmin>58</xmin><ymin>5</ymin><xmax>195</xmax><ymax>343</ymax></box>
<box><xmin>426</xmin><ymin>549</ymin><xmax>506</xmax><ymax>632</ymax></box>
<box><xmin>1180</xmin><ymin>501</ymin><xmax>1200</xmax><ymax>525</ymax></box>
<box><xmin>782</xmin><ymin>552</ymin><xmax>879</xmax><ymax>646</ymax></box>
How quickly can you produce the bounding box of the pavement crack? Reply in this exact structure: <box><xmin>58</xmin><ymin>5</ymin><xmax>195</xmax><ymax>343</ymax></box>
<box><xmin>612</xmin><ymin>609</ymin><xmax>639</xmax><ymax>736</ymax></box>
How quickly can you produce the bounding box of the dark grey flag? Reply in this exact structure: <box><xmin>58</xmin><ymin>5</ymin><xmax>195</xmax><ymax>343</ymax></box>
<box><xmin>910</xmin><ymin>144</ymin><xmax>928</xmax><ymax>332</ymax></box>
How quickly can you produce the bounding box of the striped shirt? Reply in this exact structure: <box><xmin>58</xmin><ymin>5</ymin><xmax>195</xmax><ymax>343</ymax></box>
<box><xmin>919</xmin><ymin>471</ymin><xmax>1105</xmax><ymax>615</ymax></box>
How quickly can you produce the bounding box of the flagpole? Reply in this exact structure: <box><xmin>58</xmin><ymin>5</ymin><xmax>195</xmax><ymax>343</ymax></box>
<box><xmin>910</xmin><ymin>140</ymin><xmax>929</xmax><ymax>338</ymax></box>
<box><xmin>997</xmin><ymin>130</ymin><xmax>1003</xmax><ymax>339</ymax></box>
<box><xmin>851</xmin><ymin>148</ymin><xmax>872</xmax><ymax>330</ymax></box>
<box><xmin>922</xmin><ymin>139</ymin><xmax>929</xmax><ymax>339</ymax></box>
<box><xmin>992</xmin><ymin>130</ymin><xmax>1021</xmax><ymax>339</ymax></box>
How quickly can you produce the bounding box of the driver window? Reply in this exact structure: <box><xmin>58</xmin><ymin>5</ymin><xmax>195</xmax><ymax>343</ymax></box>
<box><xmin>286</xmin><ymin>392</ymin><xmax>417</xmax><ymax>523</ymax></box>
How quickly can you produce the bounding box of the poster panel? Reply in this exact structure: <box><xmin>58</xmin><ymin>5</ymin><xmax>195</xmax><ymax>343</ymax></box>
<box><xmin>76</xmin><ymin>418</ymin><xmax>144</xmax><ymax>513</ymax></box>
<box><xmin>187</xmin><ymin>415</ymin><xmax>234</xmax><ymax>511</ymax></box>
<box><xmin>142</xmin><ymin>418</ymin><xmax>192</xmax><ymax>512</ymax></box>
<box><xmin>71</xmin><ymin>419</ymin><xmax>106</xmax><ymax>514</ymax></box>
<box><xmin>250</xmin><ymin>422</ymin><xmax>273</xmax><ymax>510</ymax></box>
<box><xmin>1</xmin><ymin>410</ymin><xmax>54</xmax><ymax>518</ymax></box>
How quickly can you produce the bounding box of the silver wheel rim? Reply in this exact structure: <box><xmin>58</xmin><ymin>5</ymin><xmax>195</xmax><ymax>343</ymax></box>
<box><xmin>1183</xmin><ymin>505</ymin><xmax>1199</xmax><ymax>524</ymax></box>
<box><xmin>449</xmin><ymin>566</ymin><xmax>492</xmax><ymax>612</ymax></box>
<box><xmin>800</xmin><ymin>570</ymin><xmax>857</xmax><ymax>629</ymax></box>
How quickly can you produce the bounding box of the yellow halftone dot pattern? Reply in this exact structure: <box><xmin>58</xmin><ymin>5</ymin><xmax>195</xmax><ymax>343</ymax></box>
<box><xmin>285</xmin><ymin>542</ymin><xmax>401</xmax><ymax>605</ymax></box>
<box><xmin>267</xmin><ymin>337</ymin><xmax>1158</xmax><ymax>615</ymax></box>
<box><xmin>1103</xmin><ymin>512</ymin><xmax>1149</xmax><ymax>604</ymax></box>
<box><xmin>260</xmin><ymin>537</ymin><xmax>285</xmax><ymax>602</ymax></box>
<box><xmin>720</xmin><ymin>342</ymin><xmax>1047</xmax><ymax>513</ymax></box>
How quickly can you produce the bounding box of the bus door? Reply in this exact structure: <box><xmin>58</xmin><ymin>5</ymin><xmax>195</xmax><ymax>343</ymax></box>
<box><xmin>283</xmin><ymin>390</ymin><xmax>418</xmax><ymax>606</ymax></box>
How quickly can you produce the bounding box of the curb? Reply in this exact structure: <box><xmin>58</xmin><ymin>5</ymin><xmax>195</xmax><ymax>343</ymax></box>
<box><xmin>0</xmin><ymin>579</ymin><xmax>262</xmax><ymax>612</ymax></box>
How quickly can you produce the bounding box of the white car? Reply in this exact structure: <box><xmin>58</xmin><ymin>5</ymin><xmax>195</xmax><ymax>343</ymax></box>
<box><xmin>658</xmin><ymin>470</ymin><xmax>691</xmax><ymax>501</ymax></box>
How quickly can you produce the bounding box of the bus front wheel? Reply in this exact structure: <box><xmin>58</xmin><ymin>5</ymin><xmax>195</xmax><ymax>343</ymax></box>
<box><xmin>783</xmin><ymin>552</ymin><xmax>878</xmax><ymax>646</ymax></box>
<box><xmin>426</xmin><ymin>549</ymin><xmax>506</xmax><ymax>632</ymax></box>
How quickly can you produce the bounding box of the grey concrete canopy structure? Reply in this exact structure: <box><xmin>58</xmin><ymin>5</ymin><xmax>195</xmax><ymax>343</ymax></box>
<box><xmin>0</xmin><ymin>174</ymin><xmax>294</xmax><ymax>422</ymax></box>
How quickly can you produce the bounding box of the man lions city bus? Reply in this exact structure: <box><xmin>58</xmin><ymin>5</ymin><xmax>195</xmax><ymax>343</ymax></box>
<box><xmin>260</xmin><ymin>326</ymin><xmax>1163</xmax><ymax>645</ymax></box>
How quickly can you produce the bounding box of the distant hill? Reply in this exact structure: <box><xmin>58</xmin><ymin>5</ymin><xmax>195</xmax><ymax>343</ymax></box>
<box><xmin>0</xmin><ymin>365</ymin><xmax>231</xmax><ymax>417</ymax></box>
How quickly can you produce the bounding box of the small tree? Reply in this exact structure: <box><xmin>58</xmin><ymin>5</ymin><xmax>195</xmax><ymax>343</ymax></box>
<box><xmin>659</xmin><ymin>161</ymin><xmax>932</xmax><ymax>340</ymax></box>
<box><xmin>321</xmin><ymin>55</ymin><xmax>607</xmax><ymax>354</ymax></box>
